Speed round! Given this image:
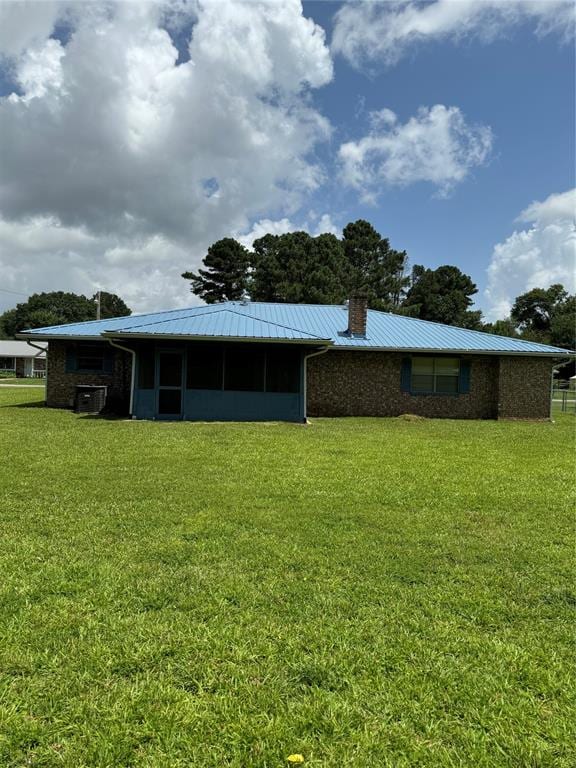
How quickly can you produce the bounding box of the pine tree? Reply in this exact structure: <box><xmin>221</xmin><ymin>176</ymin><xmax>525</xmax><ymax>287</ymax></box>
<box><xmin>250</xmin><ymin>232</ymin><xmax>347</xmax><ymax>304</ymax></box>
<box><xmin>342</xmin><ymin>220</ymin><xmax>409</xmax><ymax>310</ymax></box>
<box><xmin>182</xmin><ymin>238</ymin><xmax>250</xmax><ymax>303</ymax></box>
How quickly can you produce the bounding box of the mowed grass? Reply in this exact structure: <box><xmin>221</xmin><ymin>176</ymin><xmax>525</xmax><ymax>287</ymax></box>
<box><xmin>1</xmin><ymin>389</ymin><xmax>574</xmax><ymax>768</ymax></box>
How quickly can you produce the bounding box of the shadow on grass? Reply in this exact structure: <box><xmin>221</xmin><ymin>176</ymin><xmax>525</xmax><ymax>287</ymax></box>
<box><xmin>1</xmin><ymin>400</ymin><xmax>46</xmax><ymax>409</ymax></box>
<box><xmin>78</xmin><ymin>412</ymin><xmax>129</xmax><ymax>421</ymax></box>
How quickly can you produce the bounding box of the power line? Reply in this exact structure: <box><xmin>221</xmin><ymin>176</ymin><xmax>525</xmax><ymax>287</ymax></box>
<box><xmin>0</xmin><ymin>288</ymin><xmax>29</xmax><ymax>297</ymax></box>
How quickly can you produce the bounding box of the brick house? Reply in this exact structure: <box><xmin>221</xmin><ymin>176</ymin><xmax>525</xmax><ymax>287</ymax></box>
<box><xmin>18</xmin><ymin>299</ymin><xmax>572</xmax><ymax>421</ymax></box>
<box><xmin>0</xmin><ymin>341</ymin><xmax>47</xmax><ymax>378</ymax></box>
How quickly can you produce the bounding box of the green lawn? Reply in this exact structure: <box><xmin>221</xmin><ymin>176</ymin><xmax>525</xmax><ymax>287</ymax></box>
<box><xmin>1</xmin><ymin>389</ymin><xmax>574</xmax><ymax>768</ymax></box>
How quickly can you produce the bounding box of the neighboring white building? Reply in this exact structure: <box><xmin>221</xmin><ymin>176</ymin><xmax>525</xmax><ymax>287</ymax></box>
<box><xmin>0</xmin><ymin>341</ymin><xmax>47</xmax><ymax>377</ymax></box>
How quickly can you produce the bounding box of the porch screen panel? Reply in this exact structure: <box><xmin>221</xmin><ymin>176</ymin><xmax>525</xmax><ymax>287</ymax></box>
<box><xmin>187</xmin><ymin>344</ymin><xmax>223</xmax><ymax>390</ymax></box>
<box><xmin>224</xmin><ymin>347</ymin><xmax>265</xmax><ymax>392</ymax></box>
<box><xmin>159</xmin><ymin>353</ymin><xmax>182</xmax><ymax>387</ymax></box>
<box><xmin>138</xmin><ymin>348</ymin><xmax>155</xmax><ymax>389</ymax></box>
<box><xmin>266</xmin><ymin>349</ymin><xmax>300</xmax><ymax>393</ymax></box>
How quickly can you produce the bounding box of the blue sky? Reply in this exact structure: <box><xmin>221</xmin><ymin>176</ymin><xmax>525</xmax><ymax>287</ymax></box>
<box><xmin>0</xmin><ymin>1</ymin><xmax>574</xmax><ymax>318</ymax></box>
<box><xmin>304</xmin><ymin>1</ymin><xmax>575</xmax><ymax>310</ymax></box>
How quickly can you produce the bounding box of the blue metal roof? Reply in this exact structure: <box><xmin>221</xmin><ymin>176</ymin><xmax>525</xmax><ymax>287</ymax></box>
<box><xmin>103</xmin><ymin>308</ymin><xmax>327</xmax><ymax>342</ymax></box>
<box><xmin>19</xmin><ymin>300</ymin><xmax>572</xmax><ymax>356</ymax></box>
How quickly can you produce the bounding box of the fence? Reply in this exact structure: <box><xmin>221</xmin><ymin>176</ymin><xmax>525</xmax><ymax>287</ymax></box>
<box><xmin>551</xmin><ymin>388</ymin><xmax>576</xmax><ymax>415</ymax></box>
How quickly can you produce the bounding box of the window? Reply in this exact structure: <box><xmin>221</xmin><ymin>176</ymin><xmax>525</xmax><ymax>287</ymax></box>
<box><xmin>187</xmin><ymin>344</ymin><xmax>223</xmax><ymax>390</ymax></box>
<box><xmin>224</xmin><ymin>346</ymin><xmax>265</xmax><ymax>392</ymax></box>
<box><xmin>76</xmin><ymin>344</ymin><xmax>106</xmax><ymax>372</ymax></box>
<box><xmin>0</xmin><ymin>357</ymin><xmax>15</xmax><ymax>371</ymax></box>
<box><xmin>66</xmin><ymin>343</ymin><xmax>113</xmax><ymax>374</ymax></box>
<box><xmin>411</xmin><ymin>357</ymin><xmax>460</xmax><ymax>394</ymax></box>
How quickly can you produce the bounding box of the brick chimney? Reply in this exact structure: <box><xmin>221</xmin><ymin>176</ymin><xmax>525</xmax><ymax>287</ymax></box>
<box><xmin>348</xmin><ymin>295</ymin><xmax>368</xmax><ymax>337</ymax></box>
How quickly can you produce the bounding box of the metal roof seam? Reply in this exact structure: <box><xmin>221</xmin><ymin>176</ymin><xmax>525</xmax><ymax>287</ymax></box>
<box><xmin>18</xmin><ymin>304</ymin><xmax>208</xmax><ymax>334</ymax></box>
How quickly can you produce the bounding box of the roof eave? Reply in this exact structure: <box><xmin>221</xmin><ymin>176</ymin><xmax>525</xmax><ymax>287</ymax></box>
<box><xmin>102</xmin><ymin>331</ymin><xmax>333</xmax><ymax>346</ymax></box>
<box><xmin>17</xmin><ymin>333</ymin><xmax>106</xmax><ymax>341</ymax></box>
<box><xmin>332</xmin><ymin>344</ymin><xmax>573</xmax><ymax>358</ymax></box>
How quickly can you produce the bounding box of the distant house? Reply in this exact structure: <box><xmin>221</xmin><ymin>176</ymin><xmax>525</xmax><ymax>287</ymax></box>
<box><xmin>0</xmin><ymin>341</ymin><xmax>47</xmax><ymax>378</ymax></box>
<box><xmin>18</xmin><ymin>298</ymin><xmax>573</xmax><ymax>421</ymax></box>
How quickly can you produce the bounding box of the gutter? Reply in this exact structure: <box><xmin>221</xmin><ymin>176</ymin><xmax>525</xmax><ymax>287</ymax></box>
<box><xmin>107</xmin><ymin>338</ymin><xmax>136</xmax><ymax>418</ymax></box>
<box><xmin>17</xmin><ymin>333</ymin><xmax>103</xmax><ymax>341</ymax></box>
<box><xmin>332</xmin><ymin>345</ymin><xmax>575</xmax><ymax>358</ymax></box>
<box><xmin>302</xmin><ymin>346</ymin><xmax>330</xmax><ymax>422</ymax></box>
<box><xmin>102</xmin><ymin>332</ymin><xmax>331</xmax><ymax>346</ymax></box>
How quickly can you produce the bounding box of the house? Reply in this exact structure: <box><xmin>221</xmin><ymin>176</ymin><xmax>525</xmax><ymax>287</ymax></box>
<box><xmin>0</xmin><ymin>340</ymin><xmax>47</xmax><ymax>378</ymax></box>
<box><xmin>17</xmin><ymin>298</ymin><xmax>573</xmax><ymax>421</ymax></box>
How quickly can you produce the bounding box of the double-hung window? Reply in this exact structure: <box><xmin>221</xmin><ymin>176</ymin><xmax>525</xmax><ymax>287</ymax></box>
<box><xmin>411</xmin><ymin>357</ymin><xmax>460</xmax><ymax>394</ymax></box>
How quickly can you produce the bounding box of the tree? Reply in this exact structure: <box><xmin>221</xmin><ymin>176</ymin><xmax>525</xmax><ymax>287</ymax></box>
<box><xmin>341</xmin><ymin>220</ymin><xmax>409</xmax><ymax>310</ymax></box>
<box><xmin>0</xmin><ymin>291</ymin><xmax>131</xmax><ymax>337</ymax></box>
<box><xmin>403</xmin><ymin>265</ymin><xmax>480</xmax><ymax>327</ymax></box>
<box><xmin>510</xmin><ymin>284</ymin><xmax>572</xmax><ymax>344</ymax></box>
<box><xmin>94</xmin><ymin>291</ymin><xmax>131</xmax><ymax>319</ymax></box>
<box><xmin>550</xmin><ymin>295</ymin><xmax>576</xmax><ymax>349</ymax></box>
<box><xmin>182</xmin><ymin>238</ymin><xmax>250</xmax><ymax>303</ymax></box>
<box><xmin>482</xmin><ymin>318</ymin><xmax>519</xmax><ymax>338</ymax></box>
<box><xmin>0</xmin><ymin>308</ymin><xmax>17</xmax><ymax>339</ymax></box>
<box><xmin>250</xmin><ymin>231</ymin><xmax>347</xmax><ymax>304</ymax></box>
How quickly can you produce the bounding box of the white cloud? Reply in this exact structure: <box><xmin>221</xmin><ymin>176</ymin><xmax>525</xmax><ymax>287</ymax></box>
<box><xmin>0</xmin><ymin>215</ymin><xmax>196</xmax><ymax>313</ymax></box>
<box><xmin>0</xmin><ymin>0</ymin><xmax>333</xmax><ymax>313</ymax></box>
<box><xmin>484</xmin><ymin>189</ymin><xmax>576</xmax><ymax>320</ymax></box>
<box><xmin>312</xmin><ymin>213</ymin><xmax>339</xmax><ymax>236</ymax></box>
<box><xmin>338</xmin><ymin>105</ymin><xmax>492</xmax><ymax>201</ymax></box>
<box><xmin>518</xmin><ymin>188</ymin><xmax>576</xmax><ymax>225</ymax></box>
<box><xmin>0</xmin><ymin>1</ymin><xmax>64</xmax><ymax>58</ymax></box>
<box><xmin>332</xmin><ymin>0</ymin><xmax>575</xmax><ymax>69</ymax></box>
<box><xmin>236</xmin><ymin>217</ymin><xmax>298</xmax><ymax>249</ymax></box>
<box><xmin>235</xmin><ymin>212</ymin><xmax>340</xmax><ymax>249</ymax></box>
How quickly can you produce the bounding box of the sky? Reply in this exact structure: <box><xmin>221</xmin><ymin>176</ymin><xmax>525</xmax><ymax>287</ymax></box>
<box><xmin>0</xmin><ymin>0</ymin><xmax>574</xmax><ymax>320</ymax></box>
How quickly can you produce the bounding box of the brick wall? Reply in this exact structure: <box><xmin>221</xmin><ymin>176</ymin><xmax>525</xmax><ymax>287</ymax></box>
<box><xmin>306</xmin><ymin>350</ymin><xmax>552</xmax><ymax>420</ymax></box>
<box><xmin>45</xmin><ymin>341</ymin><xmax>555</xmax><ymax>420</ymax></box>
<box><xmin>46</xmin><ymin>341</ymin><xmax>132</xmax><ymax>410</ymax></box>
<box><xmin>497</xmin><ymin>356</ymin><xmax>553</xmax><ymax>419</ymax></box>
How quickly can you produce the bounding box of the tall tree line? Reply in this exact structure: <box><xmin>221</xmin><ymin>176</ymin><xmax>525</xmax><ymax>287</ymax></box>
<box><xmin>183</xmin><ymin>219</ymin><xmax>574</xmax><ymax>349</ymax></box>
<box><xmin>183</xmin><ymin>220</ymin><xmax>411</xmax><ymax>312</ymax></box>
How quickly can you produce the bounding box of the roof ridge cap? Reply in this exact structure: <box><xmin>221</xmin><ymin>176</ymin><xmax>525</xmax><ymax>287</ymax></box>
<box><xmin>104</xmin><ymin>306</ymin><xmax>230</xmax><ymax>333</ymax></box>
<box><xmin>231</xmin><ymin>307</ymin><xmax>326</xmax><ymax>339</ymax></box>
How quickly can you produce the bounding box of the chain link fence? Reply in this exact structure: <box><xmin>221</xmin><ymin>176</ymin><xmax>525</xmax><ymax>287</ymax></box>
<box><xmin>551</xmin><ymin>388</ymin><xmax>576</xmax><ymax>415</ymax></box>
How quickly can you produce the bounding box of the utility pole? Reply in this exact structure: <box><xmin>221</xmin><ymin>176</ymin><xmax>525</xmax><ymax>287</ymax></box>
<box><xmin>96</xmin><ymin>290</ymin><xmax>101</xmax><ymax>320</ymax></box>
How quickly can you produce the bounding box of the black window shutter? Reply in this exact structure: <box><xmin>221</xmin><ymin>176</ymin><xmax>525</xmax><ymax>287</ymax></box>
<box><xmin>65</xmin><ymin>345</ymin><xmax>77</xmax><ymax>373</ymax></box>
<box><xmin>401</xmin><ymin>358</ymin><xmax>412</xmax><ymax>392</ymax></box>
<box><xmin>459</xmin><ymin>360</ymin><xmax>471</xmax><ymax>393</ymax></box>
